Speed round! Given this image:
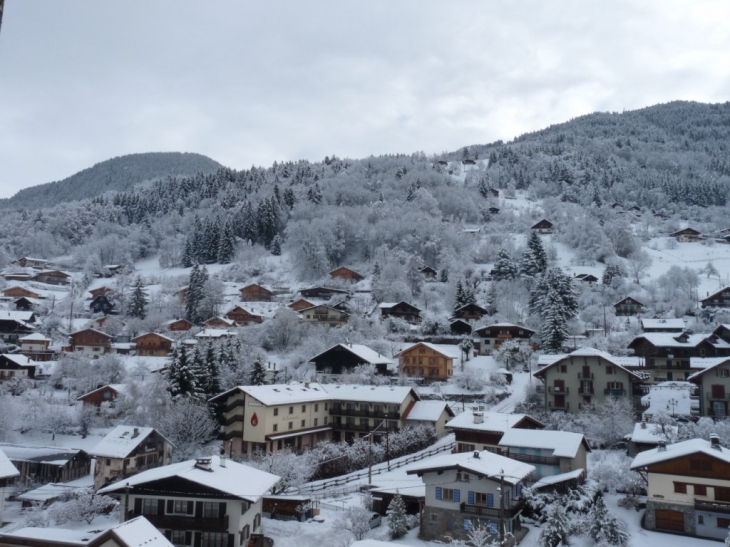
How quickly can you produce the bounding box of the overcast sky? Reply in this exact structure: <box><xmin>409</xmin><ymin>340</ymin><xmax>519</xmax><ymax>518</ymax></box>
<box><xmin>1</xmin><ymin>1</ymin><xmax>729</xmax><ymax>198</ymax></box>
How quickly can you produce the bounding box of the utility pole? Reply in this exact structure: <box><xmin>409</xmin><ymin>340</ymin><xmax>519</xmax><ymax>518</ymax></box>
<box><xmin>499</xmin><ymin>470</ymin><xmax>505</xmax><ymax>546</ymax></box>
<box><xmin>368</xmin><ymin>420</ymin><xmax>386</xmax><ymax>486</ymax></box>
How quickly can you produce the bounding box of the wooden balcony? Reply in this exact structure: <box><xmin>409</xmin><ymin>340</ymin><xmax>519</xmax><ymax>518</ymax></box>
<box><xmin>604</xmin><ymin>389</ymin><xmax>626</xmax><ymax>396</ymax></box>
<box><xmin>548</xmin><ymin>386</ymin><xmax>569</xmax><ymax>394</ymax></box>
<box><xmin>695</xmin><ymin>500</ymin><xmax>730</xmax><ymax>515</ymax></box>
<box><xmin>460</xmin><ymin>500</ymin><xmax>524</xmax><ymax>519</ymax></box>
<box><xmin>509</xmin><ymin>452</ymin><xmax>560</xmax><ymax>466</ymax></box>
<box><xmin>578</xmin><ymin>387</ymin><xmax>594</xmax><ymax>395</ymax></box>
<box><xmin>127</xmin><ymin>512</ymin><xmax>229</xmax><ymax>532</ymax></box>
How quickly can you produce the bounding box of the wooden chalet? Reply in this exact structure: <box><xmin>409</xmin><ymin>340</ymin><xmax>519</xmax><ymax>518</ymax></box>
<box><xmin>0</xmin><ymin>444</ymin><xmax>91</xmax><ymax>485</ymax></box>
<box><xmin>531</xmin><ymin>219</ymin><xmax>554</xmax><ymax>234</ymax></box>
<box><xmin>298</xmin><ymin>305</ymin><xmax>349</xmax><ymax>327</ymax></box>
<box><xmin>13</xmin><ymin>297</ymin><xmax>40</xmax><ymax>311</ymax></box>
<box><xmin>445</xmin><ymin>410</ymin><xmax>544</xmax><ymax>454</ymax></box>
<box><xmin>69</xmin><ymin>328</ymin><xmax>112</xmax><ymax>355</ymax></box>
<box><xmin>90</xmin><ymin>294</ymin><xmax>116</xmax><ymax>315</ymax></box>
<box><xmin>164</xmin><ymin>318</ymin><xmax>193</xmax><ymax>332</ymax></box>
<box><xmin>488</xmin><ymin>188</ymin><xmax>500</xmax><ymax>198</ymax></box>
<box><xmin>329</xmin><ymin>266</ymin><xmax>364</xmax><ymax>282</ymax></box>
<box><xmin>396</xmin><ymin>342</ymin><xmax>458</xmax><ymax>381</ymax></box>
<box><xmin>451</xmin><ymin>302</ymin><xmax>488</xmax><ymax>321</ymax></box>
<box><xmin>32</xmin><ymin>270</ymin><xmax>70</xmax><ymax>285</ymax></box>
<box><xmin>376</xmin><ymin>301</ymin><xmax>421</xmax><ymax>323</ymax></box>
<box><xmin>100</xmin><ymin>264</ymin><xmax>123</xmax><ymax>277</ymax></box>
<box><xmin>2</xmin><ymin>286</ymin><xmax>41</xmax><ymax>299</ymax></box>
<box><xmin>574</xmin><ymin>273</ymin><xmax>599</xmax><ymax>284</ymax></box>
<box><xmin>0</xmin><ymin>354</ymin><xmax>38</xmax><ymax>379</ymax></box>
<box><xmin>488</xmin><ymin>206</ymin><xmax>500</xmax><ymax>214</ymax></box>
<box><xmin>450</xmin><ymin>319</ymin><xmax>473</xmax><ymax>335</ymax></box>
<box><xmin>132</xmin><ymin>332</ymin><xmax>174</xmax><ymax>356</ymax></box>
<box><xmin>288</xmin><ymin>298</ymin><xmax>316</xmax><ymax>311</ymax></box>
<box><xmin>11</xmin><ymin>257</ymin><xmax>48</xmax><ymax>269</ymax></box>
<box><xmin>419</xmin><ymin>266</ymin><xmax>437</xmax><ymax>280</ymax></box>
<box><xmin>670</xmin><ymin>227</ymin><xmax>702</xmax><ymax>242</ymax></box>
<box><xmin>474</xmin><ymin>323</ymin><xmax>535</xmax><ymax>355</ymax></box>
<box><xmin>299</xmin><ymin>286</ymin><xmax>348</xmax><ymax>300</ymax></box>
<box><xmin>2</xmin><ymin>272</ymin><xmax>34</xmax><ymax>282</ymax></box>
<box><xmin>19</xmin><ymin>333</ymin><xmax>53</xmax><ymax>361</ymax></box>
<box><xmin>77</xmin><ymin>384</ymin><xmax>127</xmax><ymax>408</ymax></box>
<box><xmin>614</xmin><ymin>296</ymin><xmax>645</xmax><ymax>316</ymax></box>
<box><xmin>701</xmin><ymin>287</ymin><xmax>730</xmax><ymax>309</ymax></box>
<box><xmin>225</xmin><ymin>305</ymin><xmax>264</xmax><ymax>325</ymax></box>
<box><xmin>0</xmin><ymin>312</ymin><xmax>35</xmax><ymax>345</ymax></box>
<box><xmin>89</xmin><ymin>286</ymin><xmax>113</xmax><ymax>299</ymax></box>
<box><xmin>239</xmin><ymin>283</ymin><xmax>273</xmax><ymax>302</ymax></box>
<box><xmin>204</xmin><ymin>316</ymin><xmax>235</xmax><ymax>329</ymax></box>
<box><xmin>308</xmin><ymin>343</ymin><xmax>393</xmax><ymax>375</ymax></box>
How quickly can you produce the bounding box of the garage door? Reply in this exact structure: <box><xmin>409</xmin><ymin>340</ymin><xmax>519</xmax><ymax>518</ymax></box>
<box><xmin>655</xmin><ymin>509</ymin><xmax>685</xmax><ymax>532</ymax></box>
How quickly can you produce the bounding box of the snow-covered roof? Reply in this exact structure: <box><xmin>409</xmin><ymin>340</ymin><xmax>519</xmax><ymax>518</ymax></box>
<box><xmin>703</xmin><ymin>286</ymin><xmax>730</xmax><ymax>301</ymax></box>
<box><xmin>641</xmin><ymin>318</ymin><xmax>685</xmax><ymax>330</ymax></box>
<box><xmin>406</xmin><ymin>450</ymin><xmax>534</xmax><ymax>485</ymax></box>
<box><xmin>76</xmin><ymin>383</ymin><xmax>128</xmax><ymax>401</ymax></box>
<box><xmin>131</xmin><ymin>332</ymin><xmax>175</xmax><ymax>343</ymax></box>
<box><xmin>109</xmin><ymin>515</ymin><xmax>175</xmax><ymax>547</ymax></box>
<box><xmin>99</xmin><ymin>456</ymin><xmax>280</xmax><ymax>502</ymax></box>
<box><xmin>537</xmin><ymin>353</ymin><xmax>644</xmax><ymax>369</ymax></box>
<box><xmin>499</xmin><ymin>429</ymin><xmax>589</xmax><ymax>458</ymax></box>
<box><xmin>309</xmin><ymin>343</ymin><xmax>393</xmax><ymax>366</ymax></box>
<box><xmin>688</xmin><ymin>357</ymin><xmax>730</xmax><ymax>379</ymax></box>
<box><xmin>446</xmin><ymin>410</ymin><xmax>539</xmax><ymax>433</ymax></box>
<box><xmin>0</xmin><ymin>527</ymin><xmax>103</xmax><ymax>546</ymax></box>
<box><xmin>90</xmin><ymin>426</ymin><xmax>167</xmax><ymax>459</ymax></box>
<box><xmin>631</xmin><ymin>438</ymin><xmax>730</xmax><ymax>469</ymax></box>
<box><xmin>0</xmin><ymin>310</ymin><xmax>35</xmax><ymax>322</ymax></box>
<box><xmin>0</xmin><ymin>447</ymin><xmax>19</xmax><ymax>480</ymax></box>
<box><xmin>324</xmin><ymin>384</ymin><xmax>416</xmax><ymax>405</ymax></box>
<box><xmin>0</xmin><ymin>443</ymin><xmax>85</xmax><ymax>465</ymax></box>
<box><xmin>532</xmin><ymin>469</ymin><xmax>585</xmax><ymax>489</ymax></box>
<box><xmin>0</xmin><ymin>354</ymin><xmax>37</xmax><ymax>367</ymax></box>
<box><xmin>628</xmin><ymin>422</ymin><xmax>679</xmax><ymax>445</ymax></box>
<box><xmin>69</xmin><ymin>327</ymin><xmax>111</xmax><ymax>338</ymax></box>
<box><xmin>394</xmin><ymin>341</ymin><xmax>460</xmax><ymax>359</ymax></box>
<box><xmin>211</xmin><ymin>383</ymin><xmax>331</xmax><ymax>406</ymax></box>
<box><xmin>17</xmin><ymin>483</ymin><xmax>81</xmax><ymax>502</ymax></box>
<box><xmin>534</xmin><ymin>347</ymin><xmax>644</xmax><ymax>381</ymax></box>
<box><xmin>630</xmin><ymin>332</ymin><xmax>710</xmax><ymax>348</ymax></box>
<box><xmin>195</xmin><ymin>328</ymin><xmax>234</xmax><ymax>338</ymax></box>
<box><xmin>206</xmin><ymin>316</ymin><xmax>236</xmax><ymax>326</ymax></box>
<box><xmin>405</xmin><ymin>401</ymin><xmax>453</xmax><ymax>422</ymax></box>
<box><xmin>20</xmin><ymin>332</ymin><xmax>50</xmax><ymax>342</ymax></box>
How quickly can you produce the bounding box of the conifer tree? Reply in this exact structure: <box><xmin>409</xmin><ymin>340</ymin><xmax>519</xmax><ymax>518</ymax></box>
<box><xmin>386</xmin><ymin>494</ymin><xmax>408</xmax><ymax>540</ymax></box>
<box><xmin>168</xmin><ymin>345</ymin><xmax>196</xmax><ymax>398</ymax></box>
<box><xmin>491</xmin><ymin>249</ymin><xmax>518</xmax><ymax>281</ymax></box>
<box><xmin>283</xmin><ymin>187</ymin><xmax>295</xmax><ymax>209</ymax></box>
<box><xmin>217</xmin><ymin>218</ymin><xmax>236</xmax><ymax>264</ymax></box>
<box><xmin>526</xmin><ymin>231</ymin><xmax>548</xmax><ymax>273</ymax></box>
<box><xmin>251</xmin><ymin>359</ymin><xmax>267</xmax><ymax>386</ymax></box>
<box><xmin>190</xmin><ymin>346</ymin><xmax>208</xmax><ymax>400</ymax></box>
<box><xmin>539</xmin><ymin>504</ymin><xmax>570</xmax><ymax>547</ymax></box>
<box><xmin>440</xmin><ymin>268</ymin><xmax>449</xmax><ymax>282</ymax></box>
<box><xmin>185</xmin><ymin>264</ymin><xmax>209</xmax><ymax>324</ymax></box>
<box><xmin>485</xmin><ymin>282</ymin><xmax>498</xmax><ymax>315</ymax></box>
<box><xmin>239</xmin><ymin>201</ymin><xmax>258</xmax><ymax>243</ymax></box>
<box><xmin>589</xmin><ymin>495</ymin><xmax>628</xmax><ymax>546</ymax></box>
<box><xmin>270</xmin><ymin>235</ymin><xmax>282</xmax><ymax>256</ymax></box>
<box><xmin>182</xmin><ymin>237</ymin><xmax>195</xmax><ymax>268</ymax></box>
<box><xmin>128</xmin><ymin>276</ymin><xmax>148</xmax><ymax>319</ymax></box>
<box><xmin>454</xmin><ymin>279</ymin><xmax>467</xmax><ymax>311</ymax></box>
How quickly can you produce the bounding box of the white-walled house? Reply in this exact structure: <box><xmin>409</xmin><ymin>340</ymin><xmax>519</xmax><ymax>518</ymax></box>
<box><xmin>99</xmin><ymin>456</ymin><xmax>280</xmax><ymax>547</ymax></box>
<box><xmin>406</xmin><ymin>450</ymin><xmax>534</xmax><ymax>544</ymax></box>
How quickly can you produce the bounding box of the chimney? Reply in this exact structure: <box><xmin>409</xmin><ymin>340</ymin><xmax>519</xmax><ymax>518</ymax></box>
<box><xmin>473</xmin><ymin>412</ymin><xmax>484</xmax><ymax>424</ymax></box>
<box><xmin>657</xmin><ymin>441</ymin><xmax>667</xmax><ymax>451</ymax></box>
<box><xmin>641</xmin><ymin>420</ymin><xmax>647</xmax><ymax>429</ymax></box>
<box><xmin>473</xmin><ymin>451</ymin><xmax>480</xmax><ymax>459</ymax></box>
<box><xmin>304</xmin><ymin>380</ymin><xmax>310</xmax><ymax>388</ymax></box>
<box><xmin>132</xmin><ymin>427</ymin><xmax>139</xmax><ymax>438</ymax></box>
<box><xmin>194</xmin><ymin>458</ymin><xmax>212</xmax><ymax>471</ymax></box>
<box><xmin>710</xmin><ymin>434</ymin><xmax>722</xmax><ymax>450</ymax></box>
<box><xmin>220</xmin><ymin>454</ymin><xmax>227</xmax><ymax>467</ymax></box>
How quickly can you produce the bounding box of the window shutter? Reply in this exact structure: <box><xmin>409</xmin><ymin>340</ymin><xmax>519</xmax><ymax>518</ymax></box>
<box><xmin>219</xmin><ymin>502</ymin><xmax>227</xmax><ymax>518</ymax></box>
<box><xmin>187</xmin><ymin>500</ymin><xmax>194</xmax><ymax>515</ymax></box>
<box><xmin>193</xmin><ymin>532</ymin><xmax>201</xmax><ymax>547</ymax></box>
<box><xmin>166</xmin><ymin>500</ymin><xmax>173</xmax><ymax>513</ymax></box>
<box><xmin>195</xmin><ymin>501</ymin><xmax>203</xmax><ymax>518</ymax></box>
<box><xmin>453</xmin><ymin>489</ymin><xmax>460</xmax><ymax>503</ymax></box>
<box><xmin>468</xmin><ymin>491</ymin><xmax>474</xmax><ymax>505</ymax></box>
<box><xmin>228</xmin><ymin>534</ymin><xmax>235</xmax><ymax>547</ymax></box>
<box><xmin>134</xmin><ymin>498</ymin><xmax>142</xmax><ymax>514</ymax></box>
<box><xmin>487</xmin><ymin>493</ymin><xmax>494</xmax><ymax>507</ymax></box>
<box><xmin>157</xmin><ymin>499</ymin><xmax>165</xmax><ymax>515</ymax></box>
<box><xmin>164</xmin><ymin>531</ymin><xmax>172</xmax><ymax>540</ymax></box>
<box><xmin>435</xmin><ymin>487</ymin><xmax>442</xmax><ymax>500</ymax></box>
<box><xmin>185</xmin><ymin>532</ymin><xmax>192</xmax><ymax>545</ymax></box>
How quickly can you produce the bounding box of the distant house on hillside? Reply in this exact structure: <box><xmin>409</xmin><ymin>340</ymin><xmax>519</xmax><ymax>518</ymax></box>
<box><xmin>288</xmin><ymin>298</ymin><xmax>316</xmax><ymax>311</ymax></box>
<box><xmin>32</xmin><ymin>270</ymin><xmax>70</xmax><ymax>285</ymax></box>
<box><xmin>329</xmin><ymin>266</ymin><xmax>364</xmax><ymax>282</ymax></box>
<box><xmin>531</xmin><ymin>219</ymin><xmax>554</xmax><ymax>234</ymax></box>
<box><xmin>69</xmin><ymin>328</ymin><xmax>112</xmax><ymax>355</ymax></box>
<box><xmin>13</xmin><ymin>297</ymin><xmax>39</xmax><ymax>311</ymax></box>
<box><xmin>19</xmin><ymin>333</ymin><xmax>53</xmax><ymax>361</ymax></box>
<box><xmin>77</xmin><ymin>384</ymin><xmax>127</xmax><ymax>408</ymax></box>
<box><xmin>0</xmin><ymin>312</ymin><xmax>36</xmax><ymax>345</ymax></box>
<box><xmin>641</xmin><ymin>318</ymin><xmax>685</xmax><ymax>333</ymax></box>
<box><xmin>240</xmin><ymin>283</ymin><xmax>273</xmax><ymax>302</ymax></box>
<box><xmin>309</xmin><ymin>343</ymin><xmax>393</xmax><ymax>375</ymax></box>
<box><xmin>395</xmin><ymin>342</ymin><xmax>458</xmax><ymax>381</ymax></box>
<box><xmin>574</xmin><ymin>273</ymin><xmax>599</xmax><ymax>284</ymax></box>
<box><xmin>225</xmin><ymin>305</ymin><xmax>264</xmax><ymax>326</ymax></box>
<box><xmin>2</xmin><ymin>286</ymin><xmax>42</xmax><ymax>300</ymax></box>
<box><xmin>0</xmin><ymin>354</ymin><xmax>38</xmax><ymax>379</ymax></box>
<box><xmin>0</xmin><ymin>444</ymin><xmax>90</xmax><ymax>485</ymax></box>
<box><xmin>419</xmin><ymin>266</ymin><xmax>437</xmax><ymax>280</ymax></box>
<box><xmin>89</xmin><ymin>286</ymin><xmax>113</xmax><ymax>299</ymax></box>
<box><xmin>473</xmin><ymin>323</ymin><xmax>535</xmax><ymax>356</ymax></box>
<box><xmin>451</xmin><ymin>302</ymin><xmax>488</xmax><ymax>322</ymax></box>
<box><xmin>614</xmin><ymin>296</ymin><xmax>644</xmax><ymax>316</ymax></box>
<box><xmin>203</xmin><ymin>316</ymin><xmax>235</xmax><ymax>329</ymax></box>
<box><xmin>299</xmin><ymin>286</ymin><xmax>348</xmax><ymax>300</ymax></box>
<box><xmin>670</xmin><ymin>227</ymin><xmax>701</xmax><ymax>242</ymax></box>
<box><xmin>298</xmin><ymin>305</ymin><xmax>349</xmax><ymax>327</ymax></box>
<box><xmin>701</xmin><ymin>287</ymin><xmax>730</xmax><ymax>309</ymax></box>
<box><xmin>446</xmin><ymin>410</ymin><xmax>545</xmax><ymax>454</ymax></box>
<box><xmin>132</xmin><ymin>332</ymin><xmax>174</xmax><ymax>356</ymax></box>
<box><xmin>450</xmin><ymin>319</ymin><xmax>473</xmax><ymax>335</ymax></box>
<box><xmin>375</xmin><ymin>301</ymin><xmax>421</xmax><ymax>323</ymax></box>
<box><xmin>90</xmin><ymin>294</ymin><xmax>116</xmax><ymax>315</ymax></box>
<box><xmin>11</xmin><ymin>257</ymin><xmax>48</xmax><ymax>269</ymax></box>
<box><xmin>164</xmin><ymin>318</ymin><xmax>193</xmax><ymax>332</ymax></box>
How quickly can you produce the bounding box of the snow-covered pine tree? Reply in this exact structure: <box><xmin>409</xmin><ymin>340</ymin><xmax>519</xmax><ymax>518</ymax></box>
<box><xmin>454</xmin><ymin>279</ymin><xmax>467</xmax><ymax>311</ymax></box>
<box><xmin>589</xmin><ymin>495</ymin><xmax>628</xmax><ymax>546</ymax></box>
<box><xmin>539</xmin><ymin>287</ymin><xmax>570</xmax><ymax>353</ymax></box>
<box><xmin>182</xmin><ymin>236</ymin><xmax>195</xmax><ymax>268</ymax></box>
<box><xmin>518</xmin><ymin>251</ymin><xmax>541</xmax><ymax>279</ymax></box>
<box><xmin>168</xmin><ymin>344</ymin><xmax>196</xmax><ymax>398</ymax></box>
<box><xmin>539</xmin><ymin>504</ymin><xmax>570</xmax><ymax>547</ymax></box>
<box><xmin>190</xmin><ymin>345</ymin><xmax>208</xmax><ymax>400</ymax></box>
<box><xmin>283</xmin><ymin>187</ymin><xmax>295</xmax><ymax>209</ymax></box>
<box><xmin>527</xmin><ymin>231</ymin><xmax>548</xmax><ymax>273</ymax></box>
<box><xmin>386</xmin><ymin>494</ymin><xmax>408</xmax><ymax>540</ymax></box>
<box><xmin>491</xmin><ymin>249</ymin><xmax>517</xmax><ymax>281</ymax></box>
<box><xmin>192</xmin><ymin>215</ymin><xmax>206</xmax><ymax>263</ymax></box>
<box><xmin>128</xmin><ymin>276</ymin><xmax>147</xmax><ymax>319</ymax></box>
<box><xmin>440</xmin><ymin>268</ymin><xmax>449</xmax><ymax>282</ymax></box>
<box><xmin>217</xmin><ymin>218</ymin><xmax>236</xmax><ymax>263</ymax></box>
<box><xmin>239</xmin><ymin>200</ymin><xmax>258</xmax><ymax>243</ymax></box>
<box><xmin>270</xmin><ymin>234</ymin><xmax>282</xmax><ymax>256</ymax></box>
<box><xmin>251</xmin><ymin>359</ymin><xmax>267</xmax><ymax>386</ymax></box>
<box><xmin>485</xmin><ymin>282</ymin><xmax>498</xmax><ymax>315</ymax></box>
<box><xmin>204</xmin><ymin>217</ymin><xmax>221</xmax><ymax>263</ymax></box>
<box><xmin>185</xmin><ymin>264</ymin><xmax>209</xmax><ymax>324</ymax></box>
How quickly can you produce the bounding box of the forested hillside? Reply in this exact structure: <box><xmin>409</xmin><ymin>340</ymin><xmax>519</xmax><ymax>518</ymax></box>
<box><xmin>0</xmin><ymin>151</ymin><xmax>221</xmax><ymax>210</ymax></box>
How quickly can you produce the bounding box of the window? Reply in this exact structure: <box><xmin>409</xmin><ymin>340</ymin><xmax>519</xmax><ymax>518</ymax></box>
<box><xmin>716</xmin><ymin>487</ymin><xmax>730</xmax><ymax>502</ymax></box>
<box><xmin>314</xmin><ymin>404</ymin><xmax>319</xmax><ymax>412</ymax></box>
<box><xmin>314</xmin><ymin>418</ymin><xmax>318</xmax><ymax>426</ymax></box>
<box><xmin>698</xmin><ymin>515</ymin><xmax>704</xmax><ymax>525</ymax></box>
<box><xmin>253</xmin><ymin>513</ymin><xmax>261</xmax><ymax>529</ymax></box>
<box><xmin>274</xmin><ymin>408</ymin><xmax>278</xmax><ymax>416</ymax></box>
<box><xmin>202</xmin><ymin>502</ymin><xmax>219</xmax><ymax>518</ymax></box>
<box><xmin>325</xmin><ymin>403</ymin><xmax>328</xmax><ymax>411</ymax></box>
<box><xmin>201</xmin><ymin>532</ymin><xmax>227</xmax><ymax>547</ymax></box>
<box><xmin>240</xmin><ymin>525</ymin><xmax>250</xmax><ymax>545</ymax></box>
<box><xmin>440</xmin><ymin>488</ymin><xmax>459</xmax><ymax>502</ymax></box>
<box><xmin>171</xmin><ymin>530</ymin><xmax>189</xmax><ymax>545</ymax></box>
<box><xmin>674</xmin><ymin>482</ymin><xmax>687</xmax><ymax>494</ymax></box>
<box><xmin>430</xmin><ymin>513</ymin><xmax>439</xmax><ymax>522</ymax></box>
<box><xmin>560</xmin><ymin>365</ymin><xmax>567</xmax><ymax>373</ymax></box>
<box><xmin>288</xmin><ymin>422</ymin><xmax>293</xmax><ymax>430</ymax></box>
<box><xmin>690</xmin><ymin>459</ymin><xmax>713</xmax><ymax>471</ymax></box>
<box><xmin>719</xmin><ymin>369</ymin><xmax>730</xmax><ymax>378</ymax></box>
<box><xmin>324</xmin><ymin>416</ymin><xmax>328</xmax><ymax>424</ymax></box>
<box><xmin>474</xmin><ymin>492</ymin><xmax>487</xmax><ymax>505</ymax></box>
<box><xmin>302</xmin><ymin>405</ymin><xmax>306</xmax><ymax>412</ymax></box>
<box><xmin>141</xmin><ymin>498</ymin><xmax>157</xmax><ymax>515</ymax></box>
<box><xmin>272</xmin><ymin>424</ymin><xmax>278</xmax><ymax>432</ymax></box>
<box><xmin>456</xmin><ymin>472</ymin><xmax>470</xmax><ymax>482</ymax></box>
<box><xmin>289</xmin><ymin>406</ymin><xmax>293</xmax><ymax>414</ymax></box>
<box><xmin>301</xmin><ymin>420</ymin><xmax>306</xmax><ymax>427</ymax></box>
<box><xmin>606</xmin><ymin>366</ymin><xmax>614</xmax><ymax>374</ymax></box>
<box><xmin>718</xmin><ymin>517</ymin><xmax>730</xmax><ymax>529</ymax></box>
<box><xmin>172</xmin><ymin>500</ymin><xmax>189</xmax><ymax>514</ymax></box>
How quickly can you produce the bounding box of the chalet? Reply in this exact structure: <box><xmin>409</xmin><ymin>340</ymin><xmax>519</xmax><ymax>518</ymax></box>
<box><xmin>433</xmin><ymin>160</ymin><xmax>448</xmax><ymax>168</ymax></box>
<box><xmin>614</xmin><ymin>296</ymin><xmax>645</xmax><ymax>316</ymax></box>
<box><xmin>0</xmin><ymin>449</ymin><xmax>18</xmax><ymax>524</ymax></box>
<box><xmin>406</xmin><ymin>450</ymin><xmax>534</xmax><ymax>543</ymax></box>
<box><xmin>2</xmin><ymin>286</ymin><xmax>42</xmax><ymax>299</ymax></box>
<box><xmin>132</xmin><ymin>332</ymin><xmax>174</xmax><ymax>356</ymax></box>
<box><xmin>13</xmin><ymin>296</ymin><xmax>40</xmax><ymax>311</ymax></box>
<box><xmin>0</xmin><ymin>517</ymin><xmax>174</xmax><ymax>547</ymax></box>
<box><xmin>32</xmin><ymin>270</ymin><xmax>70</xmax><ymax>285</ymax></box>
<box><xmin>641</xmin><ymin>318</ymin><xmax>686</xmax><ymax>333</ymax></box>
<box><xmin>69</xmin><ymin>328</ymin><xmax>112</xmax><ymax>355</ymax></box>
<box><xmin>195</xmin><ymin>329</ymin><xmax>235</xmax><ymax>341</ymax></box>
<box><xmin>308</xmin><ymin>343</ymin><xmax>393</xmax><ymax>375</ymax></box>
<box><xmin>90</xmin><ymin>294</ymin><xmax>116</xmax><ymax>315</ymax></box>
<box><xmin>99</xmin><ymin>264</ymin><xmax>123</xmax><ymax>277</ymax></box>
<box><xmin>626</xmin><ymin>421</ymin><xmax>679</xmax><ymax>457</ymax></box>
<box><xmin>326</xmin><ymin>385</ymin><xmax>420</xmax><ymax>443</ymax></box>
<box><xmin>203</xmin><ymin>316</ymin><xmax>235</xmax><ymax>329</ymax></box>
<box><xmin>533</xmin><ymin>347</ymin><xmax>644</xmax><ymax>413</ymax></box>
<box><xmin>574</xmin><ymin>273</ymin><xmax>599</xmax><ymax>284</ymax></box>
<box><xmin>630</xmin><ymin>436</ymin><xmax>730</xmax><ymax>540</ymax></box>
<box><xmin>298</xmin><ymin>305</ymin><xmax>349</xmax><ymax>327</ymax></box>
<box><xmin>164</xmin><ymin>318</ymin><xmax>193</xmax><ymax>332</ymax></box>
<box><xmin>89</xmin><ymin>286</ymin><xmax>114</xmax><ymax>299</ymax></box>
<box><xmin>288</xmin><ymin>298</ymin><xmax>315</xmax><ymax>311</ymax></box>
<box><xmin>225</xmin><ymin>305</ymin><xmax>264</xmax><ymax>326</ymax></box>
<box><xmin>375</xmin><ymin>301</ymin><xmax>421</xmax><ymax>323</ymax></box>
<box><xmin>670</xmin><ymin>227</ymin><xmax>702</xmax><ymax>242</ymax></box>
<box><xmin>531</xmin><ymin>219</ymin><xmax>553</xmax><ymax>234</ymax></box>
<box><xmin>688</xmin><ymin>358</ymin><xmax>730</xmax><ymax>418</ymax></box>
<box><xmin>473</xmin><ymin>323</ymin><xmax>535</xmax><ymax>356</ymax></box>
<box><xmin>2</xmin><ymin>272</ymin><xmax>33</xmax><ymax>282</ymax></box>
<box><xmin>209</xmin><ymin>383</ymin><xmax>333</xmax><ymax>456</ymax></box>
<box><xmin>239</xmin><ymin>283</ymin><xmax>273</xmax><ymax>302</ymax></box>
<box><xmin>403</xmin><ymin>400</ymin><xmax>455</xmax><ymax>438</ymax></box>
<box><xmin>395</xmin><ymin>342</ymin><xmax>459</xmax><ymax>381</ymax></box>
<box><xmin>450</xmin><ymin>319</ymin><xmax>473</xmax><ymax>335</ymax></box>
<box><xmin>701</xmin><ymin>287</ymin><xmax>730</xmax><ymax>308</ymax></box>
<box><xmin>329</xmin><ymin>266</ymin><xmax>364</xmax><ymax>282</ymax></box>
<box><xmin>299</xmin><ymin>286</ymin><xmax>348</xmax><ymax>300</ymax></box>
<box><xmin>19</xmin><ymin>333</ymin><xmax>53</xmax><ymax>361</ymax></box>
<box><xmin>0</xmin><ymin>443</ymin><xmax>91</xmax><ymax>485</ymax></box>
<box><xmin>90</xmin><ymin>425</ymin><xmax>173</xmax><ymax>491</ymax></box>
<box><xmin>488</xmin><ymin>206</ymin><xmax>500</xmax><ymax>214</ymax></box>
<box><xmin>419</xmin><ymin>266</ymin><xmax>437</xmax><ymax>280</ymax></box>
<box><xmin>451</xmin><ymin>302</ymin><xmax>488</xmax><ymax>322</ymax></box>
<box><xmin>0</xmin><ymin>354</ymin><xmax>38</xmax><ymax>379</ymax></box>
<box><xmin>0</xmin><ymin>312</ymin><xmax>35</xmax><ymax>344</ymax></box>
<box><xmin>99</xmin><ymin>456</ymin><xmax>279</xmax><ymax>547</ymax></box>
<box><xmin>77</xmin><ymin>384</ymin><xmax>127</xmax><ymax>408</ymax></box>
<box><xmin>498</xmin><ymin>429</ymin><xmax>590</xmax><ymax>482</ymax></box>
<box><xmin>11</xmin><ymin>257</ymin><xmax>48</xmax><ymax>269</ymax></box>
<box><xmin>445</xmin><ymin>410</ymin><xmax>545</xmax><ymax>454</ymax></box>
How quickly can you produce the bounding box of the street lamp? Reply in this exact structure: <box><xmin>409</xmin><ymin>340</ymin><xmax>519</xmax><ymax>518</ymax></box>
<box><xmin>667</xmin><ymin>397</ymin><xmax>678</xmax><ymax>417</ymax></box>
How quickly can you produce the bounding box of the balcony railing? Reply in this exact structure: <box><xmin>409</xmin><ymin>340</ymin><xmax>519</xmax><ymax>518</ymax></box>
<box><xmin>509</xmin><ymin>453</ymin><xmax>560</xmax><ymax>466</ymax></box>
<box><xmin>578</xmin><ymin>387</ymin><xmax>594</xmax><ymax>395</ymax></box>
<box><xmin>548</xmin><ymin>386</ymin><xmax>569</xmax><ymax>394</ymax></box>
<box><xmin>604</xmin><ymin>389</ymin><xmax>626</xmax><ymax>396</ymax></box>
<box><xmin>330</xmin><ymin>408</ymin><xmax>400</xmax><ymax>420</ymax></box>
<box><xmin>127</xmin><ymin>512</ymin><xmax>229</xmax><ymax>533</ymax></box>
<box><xmin>705</xmin><ymin>392</ymin><xmax>730</xmax><ymax>400</ymax></box>
<box><xmin>577</xmin><ymin>373</ymin><xmax>594</xmax><ymax>380</ymax></box>
<box><xmin>460</xmin><ymin>500</ymin><xmax>524</xmax><ymax>519</ymax></box>
<box><xmin>695</xmin><ymin>500</ymin><xmax>730</xmax><ymax>515</ymax></box>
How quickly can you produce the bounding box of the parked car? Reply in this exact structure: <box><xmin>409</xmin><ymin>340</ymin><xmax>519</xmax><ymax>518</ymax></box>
<box><xmin>369</xmin><ymin>513</ymin><xmax>382</xmax><ymax>529</ymax></box>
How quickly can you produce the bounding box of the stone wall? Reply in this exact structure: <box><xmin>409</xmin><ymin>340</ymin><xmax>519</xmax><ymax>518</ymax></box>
<box><xmin>645</xmin><ymin>500</ymin><xmax>695</xmax><ymax>535</ymax></box>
